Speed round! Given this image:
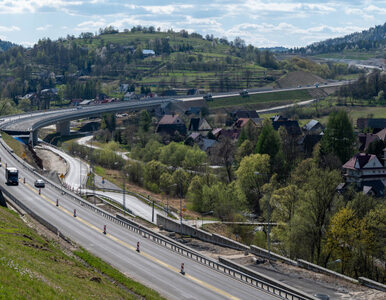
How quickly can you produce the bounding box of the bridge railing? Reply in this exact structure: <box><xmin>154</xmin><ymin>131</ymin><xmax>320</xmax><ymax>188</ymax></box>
<box><xmin>0</xmin><ymin>138</ymin><xmax>316</xmax><ymax>300</ymax></box>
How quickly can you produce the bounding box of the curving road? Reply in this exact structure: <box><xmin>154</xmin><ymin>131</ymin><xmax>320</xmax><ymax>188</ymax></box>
<box><xmin>42</xmin><ymin>143</ymin><xmax>168</xmax><ymax>222</ymax></box>
<box><xmin>0</xmin><ymin>138</ymin><xmax>280</xmax><ymax>300</ymax></box>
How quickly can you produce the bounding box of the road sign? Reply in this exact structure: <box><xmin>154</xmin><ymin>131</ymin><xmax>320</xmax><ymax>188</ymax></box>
<box><xmin>60</xmin><ymin>173</ymin><xmax>65</xmax><ymax>179</ymax></box>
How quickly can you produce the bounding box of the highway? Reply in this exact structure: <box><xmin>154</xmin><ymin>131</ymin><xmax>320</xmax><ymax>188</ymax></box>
<box><xmin>176</xmin><ymin>81</ymin><xmax>349</xmax><ymax>101</ymax></box>
<box><xmin>0</xmin><ymin>139</ymin><xmax>281</xmax><ymax>300</ymax></box>
<box><xmin>0</xmin><ymin>83</ymin><xmax>352</xmax><ymax>299</ymax></box>
<box><xmin>42</xmin><ymin>143</ymin><xmax>168</xmax><ymax>221</ymax></box>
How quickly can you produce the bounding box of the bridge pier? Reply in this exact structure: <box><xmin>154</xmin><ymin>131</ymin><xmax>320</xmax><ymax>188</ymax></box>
<box><xmin>56</xmin><ymin>121</ymin><xmax>70</xmax><ymax>136</ymax></box>
<box><xmin>29</xmin><ymin>131</ymin><xmax>38</xmax><ymax>145</ymax></box>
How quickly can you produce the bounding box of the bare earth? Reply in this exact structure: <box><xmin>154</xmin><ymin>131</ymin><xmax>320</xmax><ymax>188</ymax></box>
<box><xmin>35</xmin><ymin>146</ymin><xmax>68</xmax><ymax>175</ymax></box>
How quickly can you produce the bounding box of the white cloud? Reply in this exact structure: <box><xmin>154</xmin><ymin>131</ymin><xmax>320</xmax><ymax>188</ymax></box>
<box><xmin>36</xmin><ymin>24</ymin><xmax>52</xmax><ymax>31</ymax></box>
<box><xmin>75</xmin><ymin>20</ymin><xmax>105</xmax><ymax>31</ymax></box>
<box><xmin>0</xmin><ymin>25</ymin><xmax>20</xmax><ymax>32</ymax></box>
<box><xmin>141</xmin><ymin>4</ymin><xmax>194</xmax><ymax>15</ymax></box>
<box><xmin>0</xmin><ymin>0</ymin><xmax>83</xmax><ymax>14</ymax></box>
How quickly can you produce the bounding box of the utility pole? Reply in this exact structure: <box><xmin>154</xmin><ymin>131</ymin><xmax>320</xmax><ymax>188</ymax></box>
<box><xmin>90</xmin><ymin>137</ymin><xmax>95</xmax><ymax>205</ymax></box>
<box><xmin>122</xmin><ymin>173</ymin><xmax>126</xmax><ymax>213</ymax></box>
<box><xmin>79</xmin><ymin>155</ymin><xmax>82</xmax><ymax>195</ymax></box>
<box><xmin>179</xmin><ymin>181</ymin><xmax>182</xmax><ymax>236</ymax></box>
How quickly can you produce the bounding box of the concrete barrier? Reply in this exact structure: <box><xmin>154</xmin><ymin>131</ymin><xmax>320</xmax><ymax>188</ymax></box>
<box><xmin>250</xmin><ymin>245</ymin><xmax>298</xmax><ymax>266</ymax></box>
<box><xmin>358</xmin><ymin>277</ymin><xmax>386</xmax><ymax>292</ymax></box>
<box><xmin>157</xmin><ymin>215</ymin><xmax>249</xmax><ymax>251</ymax></box>
<box><xmin>219</xmin><ymin>257</ymin><xmax>318</xmax><ymax>300</ymax></box>
<box><xmin>297</xmin><ymin>259</ymin><xmax>359</xmax><ymax>284</ymax></box>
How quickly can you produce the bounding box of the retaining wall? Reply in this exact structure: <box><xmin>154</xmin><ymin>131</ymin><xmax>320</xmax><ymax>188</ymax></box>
<box><xmin>157</xmin><ymin>215</ymin><xmax>249</xmax><ymax>251</ymax></box>
<box><xmin>250</xmin><ymin>245</ymin><xmax>298</xmax><ymax>266</ymax></box>
<box><xmin>297</xmin><ymin>259</ymin><xmax>359</xmax><ymax>284</ymax></box>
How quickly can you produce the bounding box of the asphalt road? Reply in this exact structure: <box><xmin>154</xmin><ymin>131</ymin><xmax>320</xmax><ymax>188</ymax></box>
<box><xmin>0</xmin><ymin>81</ymin><xmax>351</xmax><ymax>134</ymax></box>
<box><xmin>176</xmin><ymin>81</ymin><xmax>349</xmax><ymax>101</ymax></box>
<box><xmin>42</xmin><ymin>143</ymin><xmax>168</xmax><ymax>222</ymax></box>
<box><xmin>0</xmin><ymin>140</ymin><xmax>281</xmax><ymax>300</ymax></box>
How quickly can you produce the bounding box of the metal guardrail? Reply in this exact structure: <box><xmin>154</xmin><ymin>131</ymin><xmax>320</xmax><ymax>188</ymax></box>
<box><xmin>0</xmin><ymin>138</ymin><xmax>313</xmax><ymax>300</ymax></box>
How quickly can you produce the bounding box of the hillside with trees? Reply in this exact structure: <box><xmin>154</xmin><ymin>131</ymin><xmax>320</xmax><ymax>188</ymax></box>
<box><xmin>0</xmin><ymin>39</ymin><xmax>16</xmax><ymax>52</ymax></box>
<box><xmin>293</xmin><ymin>22</ymin><xmax>386</xmax><ymax>56</ymax></box>
<box><xmin>0</xmin><ymin>26</ymin><xmax>364</xmax><ymax>110</ymax></box>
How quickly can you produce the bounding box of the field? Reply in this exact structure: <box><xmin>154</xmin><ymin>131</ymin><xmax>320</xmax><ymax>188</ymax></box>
<box><xmin>0</xmin><ymin>206</ymin><xmax>164</xmax><ymax>299</ymax></box>
<box><xmin>207</xmin><ymin>89</ymin><xmax>312</xmax><ymax>109</ymax></box>
<box><xmin>313</xmin><ymin>49</ymin><xmax>384</xmax><ymax>60</ymax></box>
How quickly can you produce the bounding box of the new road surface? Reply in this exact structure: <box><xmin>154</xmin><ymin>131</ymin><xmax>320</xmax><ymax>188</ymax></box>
<box><xmin>42</xmin><ymin>143</ymin><xmax>168</xmax><ymax>222</ymax></box>
<box><xmin>0</xmin><ymin>138</ymin><xmax>280</xmax><ymax>300</ymax></box>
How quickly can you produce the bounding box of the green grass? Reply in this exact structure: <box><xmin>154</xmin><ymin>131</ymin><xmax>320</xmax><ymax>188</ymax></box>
<box><xmin>74</xmin><ymin>248</ymin><xmax>165</xmax><ymax>300</ymax></box>
<box><xmin>208</xmin><ymin>89</ymin><xmax>312</xmax><ymax>109</ymax></box>
<box><xmin>313</xmin><ymin>49</ymin><xmax>383</xmax><ymax>60</ymax></box>
<box><xmin>0</xmin><ymin>206</ymin><xmax>142</xmax><ymax>299</ymax></box>
<box><xmin>0</xmin><ymin>132</ymin><xmax>38</xmax><ymax>168</ymax></box>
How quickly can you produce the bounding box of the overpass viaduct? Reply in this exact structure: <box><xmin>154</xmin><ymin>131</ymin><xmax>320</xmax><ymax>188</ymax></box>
<box><xmin>0</xmin><ymin>99</ymin><xmax>173</xmax><ymax>144</ymax></box>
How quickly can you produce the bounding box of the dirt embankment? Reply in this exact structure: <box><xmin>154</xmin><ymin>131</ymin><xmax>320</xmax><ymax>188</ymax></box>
<box><xmin>35</xmin><ymin>146</ymin><xmax>67</xmax><ymax>174</ymax></box>
<box><xmin>276</xmin><ymin>70</ymin><xmax>324</xmax><ymax>88</ymax></box>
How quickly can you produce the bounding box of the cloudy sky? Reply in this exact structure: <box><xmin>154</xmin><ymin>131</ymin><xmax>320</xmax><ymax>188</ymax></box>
<box><xmin>0</xmin><ymin>0</ymin><xmax>385</xmax><ymax>48</ymax></box>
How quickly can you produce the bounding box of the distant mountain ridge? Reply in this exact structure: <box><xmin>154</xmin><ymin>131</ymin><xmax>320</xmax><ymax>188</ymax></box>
<box><xmin>293</xmin><ymin>22</ymin><xmax>386</xmax><ymax>55</ymax></box>
<box><xmin>0</xmin><ymin>39</ymin><xmax>17</xmax><ymax>51</ymax></box>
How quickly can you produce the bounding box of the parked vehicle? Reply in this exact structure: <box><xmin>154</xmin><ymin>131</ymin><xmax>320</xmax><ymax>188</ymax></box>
<box><xmin>239</xmin><ymin>89</ymin><xmax>249</xmax><ymax>97</ymax></box>
<box><xmin>6</xmin><ymin>167</ymin><xmax>18</xmax><ymax>185</ymax></box>
<box><xmin>203</xmin><ymin>93</ymin><xmax>213</xmax><ymax>101</ymax></box>
<box><xmin>34</xmin><ymin>179</ymin><xmax>45</xmax><ymax>188</ymax></box>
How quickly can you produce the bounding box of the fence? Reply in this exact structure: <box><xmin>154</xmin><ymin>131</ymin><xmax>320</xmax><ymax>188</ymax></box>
<box><xmin>0</xmin><ymin>138</ymin><xmax>315</xmax><ymax>300</ymax></box>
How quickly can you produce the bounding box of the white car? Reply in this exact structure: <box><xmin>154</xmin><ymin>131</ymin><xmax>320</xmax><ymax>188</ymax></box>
<box><xmin>34</xmin><ymin>179</ymin><xmax>45</xmax><ymax>188</ymax></box>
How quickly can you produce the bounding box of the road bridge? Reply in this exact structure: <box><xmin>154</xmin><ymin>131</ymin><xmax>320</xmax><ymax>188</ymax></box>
<box><xmin>0</xmin><ymin>99</ymin><xmax>172</xmax><ymax>144</ymax></box>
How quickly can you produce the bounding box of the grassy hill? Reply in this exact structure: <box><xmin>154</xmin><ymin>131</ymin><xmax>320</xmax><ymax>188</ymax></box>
<box><xmin>0</xmin><ymin>205</ymin><xmax>164</xmax><ymax>299</ymax></box>
<box><xmin>0</xmin><ymin>27</ymin><xmax>366</xmax><ymax>108</ymax></box>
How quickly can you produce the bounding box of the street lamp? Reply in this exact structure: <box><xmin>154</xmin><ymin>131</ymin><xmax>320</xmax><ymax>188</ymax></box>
<box><xmin>254</xmin><ymin>171</ymin><xmax>271</xmax><ymax>260</ymax></box>
<box><xmin>114</xmin><ymin>161</ymin><xmax>126</xmax><ymax>213</ymax></box>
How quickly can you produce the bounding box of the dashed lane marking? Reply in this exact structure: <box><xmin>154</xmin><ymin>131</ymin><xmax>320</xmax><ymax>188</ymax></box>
<box><xmin>23</xmin><ymin>182</ymin><xmax>240</xmax><ymax>300</ymax></box>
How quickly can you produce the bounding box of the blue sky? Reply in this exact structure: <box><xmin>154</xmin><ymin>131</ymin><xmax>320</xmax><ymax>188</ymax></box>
<box><xmin>0</xmin><ymin>0</ymin><xmax>385</xmax><ymax>47</ymax></box>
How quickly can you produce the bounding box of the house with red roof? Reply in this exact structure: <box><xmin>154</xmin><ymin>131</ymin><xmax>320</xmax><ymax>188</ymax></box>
<box><xmin>156</xmin><ymin>114</ymin><xmax>187</xmax><ymax>136</ymax></box>
<box><xmin>342</xmin><ymin>153</ymin><xmax>386</xmax><ymax>197</ymax></box>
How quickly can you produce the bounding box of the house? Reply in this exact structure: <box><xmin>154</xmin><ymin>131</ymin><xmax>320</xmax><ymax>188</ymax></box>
<box><xmin>217</xmin><ymin>128</ymin><xmax>241</xmax><ymax>140</ymax></box>
<box><xmin>232</xmin><ymin>118</ymin><xmax>258</xmax><ymax>129</ymax></box>
<box><xmin>142</xmin><ymin>49</ymin><xmax>155</xmax><ymax>56</ymax></box>
<box><xmin>231</xmin><ymin>110</ymin><xmax>260</xmax><ymax>123</ymax></box>
<box><xmin>198</xmin><ymin>138</ymin><xmax>218</xmax><ymax>154</ymax></box>
<box><xmin>120</xmin><ymin>84</ymin><xmax>129</xmax><ymax>93</ymax></box>
<box><xmin>358</xmin><ymin>133</ymin><xmax>380</xmax><ymax>152</ymax></box>
<box><xmin>357</xmin><ymin>118</ymin><xmax>386</xmax><ymax>133</ymax></box>
<box><xmin>211</xmin><ymin>128</ymin><xmax>223</xmax><ymax>139</ymax></box>
<box><xmin>71</xmin><ymin>99</ymin><xmax>82</xmax><ymax>106</ymax></box>
<box><xmin>342</xmin><ymin>153</ymin><xmax>386</xmax><ymax>197</ymax></box>
<box><xmin>185</xmin><ymin>132</ymin><xmax>203</xmax><ymax>146</ymax></box>
<box><xmin>156</xmin><ymin>114</ymin><xmax>187</xmax><ymax>136</ymax></box>
<box><xmin>79</xmin><ymin>99</ymin><xmax>93</xmax><ymax>105</ymax></box>
<box><xmin>123</xmin><ymin>92</ymin><xmax>137</xmax><ymax>101</ymax></box>
<box><xmin>185</xmin><ymin>107</ymin><xmax>202</xmax><ymax>116</ymax></box>
<box><xmin>303</xmin><ymin>120</ymin><xmax>324</xmax><ymax>134</ymax></box>
<box><xmin>187</xmin><ymin>88</ymin><xmax>199</xmax><ymax>95</ymax></box>
<box><xmin>272</xmin><ymin>117</ymin><xmax>302</xmax><ymax>136</ymax></box>
<box><xmin>375</xmin><ymin>128</ymin><xmax>386</xmax><ymax>142</ymax></box>
<box><xmin>188</xmin><ymin>118</ymin><xmax>212</xmax><ymax>132</ymax></box>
